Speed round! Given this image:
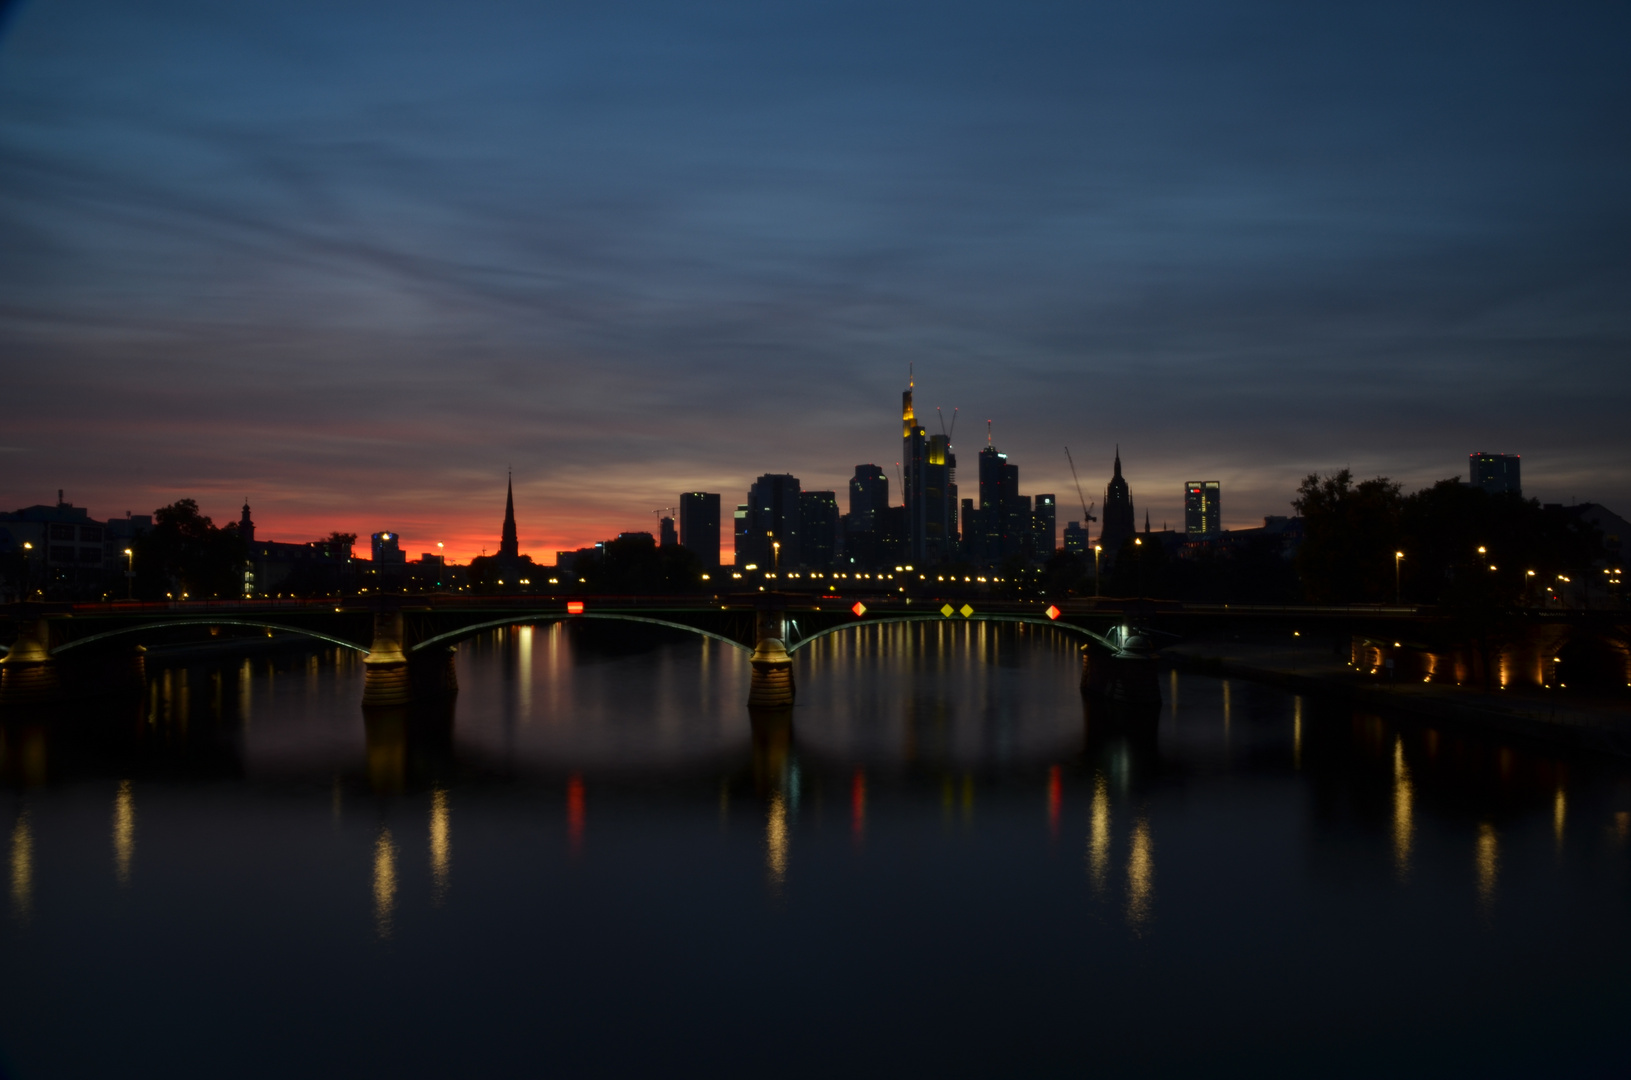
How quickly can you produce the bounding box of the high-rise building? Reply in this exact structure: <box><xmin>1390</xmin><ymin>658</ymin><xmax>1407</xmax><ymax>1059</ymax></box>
<box><xmin>733</xmin><ymin>503</ymin><xmax>750</xmax><ymax>566</ymax></box>
<box><xmin>740</xmin><ymin>474</ymin><xmax>801</xmax><ymax>569</ymax></box>
<box><xmin>371</xmin><ymin>531</ymin><xmax>406</xmax><ymax>566</ymax></box>
<box><xmin>921</xmin><ymin>432</ymin><xmax>958</xmax><ymax>563</ymax></box>
<box><xmin>658</xmin><ymin>516</ymin><xmax>677</xmax><ymax>547</ymax></box>
<box><xmin>1184</xmin><ymin>481</ymin><xmax>1221</xmax><ymax>535</ymax></box>
<box><xmin>1033</xmin><ymin>494</ymin><xmax>1056</xmax><ymax>554</ymax></box>
<box><xmin>799</xmin><ymin>490</ymin><xmax>839</xmax><ymax>569</ymax></box>
<box><xmin>1470</xmin><ymin>452</ymin><xmax>1521</xmax><ymax>496</ymax></box>
<box><xmin>1098</xmin><ymin>448</ymin><xmax>1136</xmax><ymax>558</ymax></box>
<box><xmin>679</xmin><ymin>492</ymin><xmax>720</xmax><ymax>565</ymax></box>
<box><xmin>976</xmin><ymin>444</ymin><xmax>1010</xmax><ymax>562</ymax></box>
<box><xmin>1063</xmin><ymin>520</ymin><xmax>1088</xmax><ymax>556</ymax></box>
<box><xmin>849</xmin><ymin>465</ymin><xmax>888</xmax><ymax>529</ymax></box>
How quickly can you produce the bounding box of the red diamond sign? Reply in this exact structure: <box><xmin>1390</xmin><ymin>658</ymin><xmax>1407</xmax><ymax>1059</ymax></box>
<box><xmin>851</xmin><ymin>602</ymin><xmax>867</xmax><ymax>617</ymax></box>
<box><xmin>1045</xmin><ymin>605</ymin><xmax>1061</xmax><ymax>620</ymax></box>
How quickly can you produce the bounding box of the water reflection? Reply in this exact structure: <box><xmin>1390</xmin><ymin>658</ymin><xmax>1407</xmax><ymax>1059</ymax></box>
<box><xmin>113</xmin><ymin>780</ymin><xmax>135</xmax><ymax>886</ymax></box>
<box><xmin>1475</xmin><ymin>822</ymin><xmax>1499</xmax><ymax>921</ymax></box>
<box><xmin>1126</xmin><ymin>817</ymin><xmax>1153</xmax><ymax>931</ymax></box>
<box><xmin>765</xmin><ymin>792</ymin><xmax>788</xmax><ymax>893</ymax></box>
<box><xmin>1553</xmin><ymin>788</ymin><xmax>1566</xmax><ymax>851</ymax></box>
<box><xmin>10</xmin><ymin>810</ymin><xmax>31</xmax><ymax>921</ymax></box>
<box><xmin>429</xmin><ymin>787</ymin><xmax>451</xmax><ymax>906</ymax></box>
<box><xmin>566</xmin><ymin>775</ymin><xmax>585</xmax><ymax>856</ymax></box>
<box><xmin>851</xmin><ymin>768</ymin><xmax>866</xmax><ymax>844</ymax></box>
<box><xmin>1293</xmin><ymin>696</ymin><xmax>1303</xmax><ymax>770</ymax></box>
<box><xmin>373</xmin><ymin>826</ymin><xmax>397</xmax><ymax>940</ymax></box>
<box><xmin>1088</xmin><ymin>774</ymin><xmax>1110</xmax><ymax>895</ymax></box>
<box><xmin>1392</xmin><ymin>738</ymin><xmax>1413</xmax><ymax>882</ymax></box>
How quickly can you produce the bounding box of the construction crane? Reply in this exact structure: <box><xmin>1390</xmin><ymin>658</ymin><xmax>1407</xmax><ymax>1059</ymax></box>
<box><xmin>1064</xmin><ymin>447</ymin><xmax>1097</xmax><ymax>527</ymax></box>
<box><xmin>936</xmin><ymin>406</ymin><xmax>959</xmax><ymax>441</ymax></box>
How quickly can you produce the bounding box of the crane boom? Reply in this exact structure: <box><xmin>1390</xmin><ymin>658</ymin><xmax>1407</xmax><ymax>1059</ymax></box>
<box><xmin>1064</xmin><ymin>447</ymin><xmax>1097</xmax><ymax>524</ymax></box>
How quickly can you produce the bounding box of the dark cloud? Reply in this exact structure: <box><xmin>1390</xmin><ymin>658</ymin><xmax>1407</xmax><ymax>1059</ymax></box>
<box><xmin>1</xmin><ymin>0</ymin><xmax>1627</xmax><ymax>554</ymax></box>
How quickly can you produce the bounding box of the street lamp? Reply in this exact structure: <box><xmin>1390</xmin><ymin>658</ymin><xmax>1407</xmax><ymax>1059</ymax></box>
<box><xmin>124</xmin><ymin>548</ymin><xmax>134</xmax><ymax>600</ymax></box>
<box><xmin>1093</xmin><ymin>545</ymin><xmax>1102</xmax><ymax>599</ymax></box>
<box><xmin>772</xmin><ymin>540</ymin><xmax>780</xmax><ymax>575</ymax></box>
<box><xmin>1394</xmin><ymin>551</ymin><xmax>1404</xmax><ymax>605</ymax></box>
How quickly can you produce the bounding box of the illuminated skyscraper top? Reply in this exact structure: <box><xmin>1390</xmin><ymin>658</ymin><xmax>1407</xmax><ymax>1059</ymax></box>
<box><xmin>500</xmin><ymin>472</ymin><xmax>519</xmax><ymax>559</ymax></box>
<box><xmin>901</xmin><ymin>367</ymin><xmax>915</xmax><ymax>439</ymax></box>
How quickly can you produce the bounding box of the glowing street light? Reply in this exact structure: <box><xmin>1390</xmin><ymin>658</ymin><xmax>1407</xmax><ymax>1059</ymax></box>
<box><xmin>124</xmin><ymin>547</ymin><xmax>134</xmax><ymax>600</ymax></box>
<box><xmin>1394</xmin><ymin>551</ymin><xmax>1404</xmax><ymax>605</ymax></box>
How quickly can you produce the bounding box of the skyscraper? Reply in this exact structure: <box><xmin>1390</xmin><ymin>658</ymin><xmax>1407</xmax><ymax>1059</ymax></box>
<box><xmin>741</xmin><ymin>473</ymin><xmax>801</xmax><ymax>569</ymax></box>
<box><xmin>1098</xmin><ymin>448</ymin><xmax>1136</xmax><ymax>558</ymax></box>
<box><xmin>1184</xmin><ymin>481</ymin><xmax>1220</xmax><ymax>535</ymax></box>
<box><xmin>1033</xmin><ymin>494</ymin><xmax>1056</xmax><ymax>553</ymax></box>
<box><xmin>1470</xmin><ymin>452</ymin><xmax>1521</xmax><ymax>496</ymax></box>
<box><xmin>658</xmin><ymin>516</ymin><xmax>677</xmax><ymax>547</ymax></box>
<box><xmin>977</xmin><ymin>444</ymin><xmax>1011</xmax><ymax>563</ymax></box>
<box><xmin>799</xmin><ymin>490</ymin><xmax>839</xmax><ymax>569</ymax></box>
<box><xmin>679</xmin><ymin>492</ymin><xmax>720</xmax><ymax>565</ymax></box>
<box><xmin>902</xmin><ymin>374</ymin><xmax>928</xmax><ymax>562</ymax></box>
<box><xmin>848</xmin><ymin>465</ymin><xmax>888</xmax><ymax>530</ymax></box>
<box><xmin>1063</xmin><ymin>520</ymin><xmax>1088</xmax><ymax>555</ymax></box>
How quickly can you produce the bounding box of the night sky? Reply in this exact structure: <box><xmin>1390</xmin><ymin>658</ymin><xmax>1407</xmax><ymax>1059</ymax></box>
<box><xmin>3</xmin><ymin>1</ymin><xmax>1627</xmax><ymax>561</ymax></box>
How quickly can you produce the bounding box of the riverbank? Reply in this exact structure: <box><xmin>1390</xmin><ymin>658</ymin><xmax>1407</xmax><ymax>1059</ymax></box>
<box><xmin>1166</xmin><ymin>638</ymin><xmax>1631</xmax><ymax>758</ymax></box>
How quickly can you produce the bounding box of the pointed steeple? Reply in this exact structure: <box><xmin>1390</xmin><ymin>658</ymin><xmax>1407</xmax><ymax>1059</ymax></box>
<box><xmin>1113</xmin><ymin>445</ymin><xmax>1122</xmax><ymax>479</ymax></box>
<box><xmin>500</xmin><ymin>471</ymin><xmax>519</xmax><ymax>559</ymax></box>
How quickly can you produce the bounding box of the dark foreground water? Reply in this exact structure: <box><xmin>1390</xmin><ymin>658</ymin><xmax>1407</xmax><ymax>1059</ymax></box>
<box><xmin>1</xmin><ymin>621</ymin><xmax>1629</xmax><ymax>1078</ymax></box>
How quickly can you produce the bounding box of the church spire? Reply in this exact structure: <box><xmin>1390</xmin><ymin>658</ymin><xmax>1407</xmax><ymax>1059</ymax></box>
<box><xmin>1114</xmin><ymin>445</ymin><xmax>1122</xmax><ymax>478</ymax></box>
<box><xmin>500</xmin><ymin>471</ymin><xmax>519</xmax><ymax>559</ymax></box>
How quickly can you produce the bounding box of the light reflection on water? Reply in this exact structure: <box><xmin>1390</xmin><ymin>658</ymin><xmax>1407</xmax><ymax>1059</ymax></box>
<box><xmin>0</xmin><ymin>621</ymin><xmax>1628</xmax><ymax>1075</ymax></box>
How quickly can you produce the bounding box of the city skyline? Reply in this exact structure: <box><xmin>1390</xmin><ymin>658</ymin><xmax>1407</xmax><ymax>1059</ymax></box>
<box><xmin>3</xmin><ymin>2</ymin><xmax>1627</xmax><ymax>560</ymax></box>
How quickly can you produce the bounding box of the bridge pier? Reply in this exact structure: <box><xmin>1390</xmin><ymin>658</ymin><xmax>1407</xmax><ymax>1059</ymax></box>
<box><xmin>363</xmin><ymin>610</ymin><xmax>411</xmax><ymax>707</ymax></box>
<box><xmin>1080</xmin><ymin>627</ymin><xmax>1162</xmax><ymax>706</ymax></box>
<box><xmin>748</xmin><ymin>604</ymin><xmax>794</xmax><ymax>707</ymax></box>
<box><xmin>0</xmin><ymin>611</ymin><xmax>59</xmax><ymax>707</ymax></box>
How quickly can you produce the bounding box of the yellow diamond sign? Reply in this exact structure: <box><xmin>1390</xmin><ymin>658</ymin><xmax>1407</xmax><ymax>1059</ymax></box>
<box><xmin>940</xmin><ymin>603</ymin><xmax>955</xmax><ymax>617</ymax></box>
<box><xmin>959</xmin><ymin>604</ymin><xmax>975</xmax><ymax>618</ymax></box>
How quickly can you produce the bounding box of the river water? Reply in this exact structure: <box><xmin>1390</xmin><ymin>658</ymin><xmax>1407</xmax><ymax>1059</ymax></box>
<box><xmin>0</xmin><ymin>621</ymin><xmax>1628</xmax><ymax>1077</ymax></box>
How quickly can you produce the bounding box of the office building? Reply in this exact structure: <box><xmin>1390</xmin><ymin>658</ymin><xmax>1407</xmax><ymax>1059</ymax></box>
<box><xmin>799</xmin><ymin>490</ymin><xmax>839</xmax><ymax>569</ymax></box>
<box><xmin>848</xmin><ymin>465</ymin><xmax>889</xmax><ymax>531</ymax></box>
<box><xmin>1184</xmin><ymin>481</ymin><xmax>1221</xmax><ymax>536</ymax></box>
<box><xmin>1033</xmin><ymin>494</ymin><xmax>1057</xmax><ymax>554</ymax></box>
<box><xmin>679</xmin><ymin>492</ymin><xmax>720</xmax><ymax>565</ymax></box>
<box><xmin>1470</xmin><ymin>452</ymin><xmax>1521</xmax><ymax>496</ymax></box>
<box><xmin>739</xmin><ymin>473</ymin><xmax>801</xmax><ymax>569</ymax></box>
<box><xmin>658</xmin><ymin>516</ymin><xmax>677</xmax><ymax>547</ymax></box>
<box><xmin>1063</xmin><ymin>520</ymin><xmax>1089</xmax><ymax>556</ymax></box>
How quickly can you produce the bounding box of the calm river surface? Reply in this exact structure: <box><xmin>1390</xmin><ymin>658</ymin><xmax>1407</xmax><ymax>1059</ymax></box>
<box><xmin>1</xmin><ymin>621</ymin><xmax>1629</xmax><ymax>1077</ymax></box>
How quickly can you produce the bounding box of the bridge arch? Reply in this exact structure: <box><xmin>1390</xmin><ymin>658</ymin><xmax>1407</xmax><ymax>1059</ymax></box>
<box><xmin>49</xmin><ymin>619</ymin><xmax>372</xmax><ymax>656</ymax></box>
<box><xmin>410</xmin><ymin>613</ymin><xmax>753</xmax><ymax>654</ymax></box>
<box><xmin>784</xmin><ymin>614</ymin><xmax>1113</xmax><ymax>655</ymax></box>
